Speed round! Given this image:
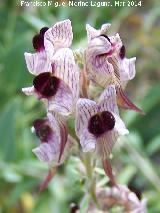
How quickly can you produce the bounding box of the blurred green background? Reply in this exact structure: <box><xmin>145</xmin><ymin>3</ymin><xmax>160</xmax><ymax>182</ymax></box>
<box><xmin>0</xmin><ymin>0</ymin><xmax>160</xmax><ymax>212</ymax></box>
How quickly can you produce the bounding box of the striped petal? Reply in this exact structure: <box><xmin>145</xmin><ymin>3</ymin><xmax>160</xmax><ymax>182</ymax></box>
<box><xmin>32</xmin><ymin>113</ymin><xmax>69</xmax><ymax>166</ymax></box>
<box><xmin>114</xmin><ymin>114</ymin><xmax>129</xmax><ymax>136</ymax></box>
<box><xmin>86</xmin><ymin>24</ymin><xmax>99</xmax><ymax>42</ymax></box>
<box><xmin>24</xmin><ymin>51</ymin><xmax>51</xmax><ymax>75</ymax></box>
<box><xmin>33</xmin><ymin>142</ymin><xmax>60</xmax><ymax>164</ymax></box>
<box><xmin>108</xmin><ymin>55</ymin><xmax>121</xmax><ymax>86</ymax></box>
<box><xmin>80</xmin><ymin>129</ymin><xmax>96</xmax><ymax>152</ymax></box>
<box><xmin>86</xmin><ymin>36</ymin><xmax>112</xmax><ymax>56</ymax></box>
<box><xmin>33</xmin><ymin>138</ymin><xmax>72</xmax><ymax>166</ymax></box>
<box><xmin>44</xmin><ymin>19</ymin><xmax>73</xmax><ymax>59</ymax></box>
<box><xmin>52</xmin><ymin>48</ymin><xmax>79</xmax><ymax>104</ymax></box>
<box><xmin>48</xmin><ymin>80</ymin><xmax>74</xmax><ymax>116</ymax></box>
<box><xmin>86</xmin><ymin>36</ymin><xmax>114</xmax><ymax>87</ymax></box>
<box><xmin>86</xmin><ymin>23</ymin><xmax>111</xmax><ymax>42</ymax></box>
<box><xmin>105</xmin><ymin>113</ymin><xmax>129</xmax><ymax>153</ymax></box>
<box><xmin>120</xmin><ymin>57</ymin><xmax>136</xmax><ymax>82</ymax></box>
<box><xmin>100</xmin><ymin>113</ymin><xmax>128</xmax><ymax>155</ymax></box>
<box><xmin>97</xmin><ymin>114</ymin><xmax>128</xmax><ymax>158</ymax></box>
<box><xmin>97</xmin><ymin>86</ymin><xmax>129</xmax><ymax>158</ymax></box>
<box><xmin>86</xmin><ymin>27</ymin><xmax>124</xmax><ymax>88</ymax></box>
<box><xmin>118</xmin><ymin>45</ymin><xmax>136</xmax><ymax>83</ymax></box>
<box><xmin>96</xmin><ymin>130</ymin><xmax>118</xmax><ymax>158</ymax></box>
<box><xmin>109</xmin><ymin>33</ymin><xmax>122</xmax><ymax>52</ymax></box>
<box><xmin>100</xmin><ymin>23</ymin><xmax>111</xmax><ymax>35</ymax></box>
<box><xmin>98</xmin><ymin>85</ymin><xmax>119</xmax><ymax>115</ymax></box>
<box><xmin>108</xmin><ymin>54</ymin><xmax>136</xmax><ymax>88</ymax></box>
<box><xmin>89</xmin><ymin>55</ymin><xmax>114</xmax><ymax>87</ymax></box>
<box><xmin>76</xmin><ymin>98</ymin><xmax>98</xmax><ymax>137</ymax></box>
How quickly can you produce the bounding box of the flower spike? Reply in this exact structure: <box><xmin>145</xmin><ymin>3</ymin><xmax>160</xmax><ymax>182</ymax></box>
<box><xmin>22</xmin><ymin>20</ymin><xmax>145</xmax><ymax>196</ymax></box>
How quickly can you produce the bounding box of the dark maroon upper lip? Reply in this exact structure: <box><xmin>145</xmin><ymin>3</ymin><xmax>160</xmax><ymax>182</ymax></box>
<box><xmin>33</xmin><ymin>72</ymin><xmax>60</xmax><ymax>99</ymax></box>
<box><xmin>88</xmin><ymin>111</ymin><xmax>115</xmax><ymax>137</ymax></box>
<box><xmin>32</xmin><ymin>27</ymin><xmax>49</xmax><ymax>52</ymax></box>
<box><xmin>40</xmin><ymin>27</ymin><xmax>49</xmax><ymax>35</ymax></box>
<box><xmin>33</xmin><ymin>118</ymin><xmax>47</xmax><ymax>130</ymax></box>
<box><xmin>101</xmin><ymin>34</ymin><xmax>111</xmax><ymax>43</ymax></box>
<box><xmin>33</xmin><ymin>118</ymin><xmax>53</xmax><ymax>143</ymax></box>
<box><xmin>119</xmin><ymin>45</ymin><xmax>126</xmax><ymax>59</ymax></box>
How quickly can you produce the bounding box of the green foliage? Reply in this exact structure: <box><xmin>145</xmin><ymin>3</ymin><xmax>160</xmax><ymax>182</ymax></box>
<box><xmin>0</xmin><ymin>0</ymin><xmax>160</xmax><ymax>212</ymax></box>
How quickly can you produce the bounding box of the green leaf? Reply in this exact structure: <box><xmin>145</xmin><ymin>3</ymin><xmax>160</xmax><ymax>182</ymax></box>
<box><xmin>118</xmin><ymin>165</ymin><xmax>137</xmax><ymax>184</ymax></box>
<box><xmin>80</xmin><ymin>194</ymin><xmax>91</xmax><ymax>213</ymax></box>
<box><xmin>0</xmin><ymin>98</ymin><xmax>20</xmax><ymax>161</ymax></box>
<box><xmin>146</xmin><ymin>135</ymin><xmax>160</xmax><ymax>155</ymax></box>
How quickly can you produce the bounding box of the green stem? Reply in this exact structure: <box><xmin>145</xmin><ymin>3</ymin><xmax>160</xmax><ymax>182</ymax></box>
<box><xmin>82</xmin><ymin>153</ymin><xmax>100</xmax><ymax>208</ymax></box>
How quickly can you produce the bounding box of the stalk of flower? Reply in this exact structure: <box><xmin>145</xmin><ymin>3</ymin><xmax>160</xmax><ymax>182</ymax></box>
<box><xmin>85</xmin><ymin>23</ymin><xmax>144</xmax><ymax>114</ymax></box>
<box><xmin>32</xmin><ymin>112</ymin><xmax>72</xmax><ymax>190</ymax></box>
<box><xmin>22</xmin><ymin>19</ymin><xmax>79</xmax><ymax>116</ymax></box>
<box><xmin>75</xmin><ymin>85</ymin><xmax>129</xmax><ymax>185</ymax></box>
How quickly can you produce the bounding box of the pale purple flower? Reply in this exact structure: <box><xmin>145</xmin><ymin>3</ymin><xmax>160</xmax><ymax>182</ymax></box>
<box><xmin>22</xmin><ymin>50</ymin><xmax>79</xmax><ymax>116</ymax></box>
<box><xmin>86</xmin><ymin>24</ymin><xmax>136</xmax><ymax>83</ymax></box>
<box><xmin>44</xmin><ymin>19</ymin><xmax>73</xmax><ymax>60</ymax></box>
<box><xmin>108</xmin><ymin>45</ymin><xmax>136</xmax><ymax>89</ymax></box>
<box><xmin>76</xmin><ymin>85</ymin><xmax>128</xmax><ymax>158</ymax></box>
<box><xmin>22</xmin><ymin>20</ymin><xmax>79</xmax><ymax>116</ymax></box>
<box><xmin>85</xmin><ymin>23</ymin><xmax>122</xmax><ymax>87</ymax></box>
<box><xmin>85</xmin><ymin>23</ymin><xmax>136</xmax><ymax>87</ymax></box>
<box><xmin>31</xmin><ymin>112</ymin><xmax>73</xmax><ymax>190</ymax></box>
<box><xmin>24</xmin><ymin>19</ymin><xmax>73</xmax><ymax>75</ymax></box>
<box><xmin>85</xmin><ymin>23</ymin><xmax>143</xmax><ymax>114</ymax></box>
<box><xmin>86</xmin><ymin>23</ymin><xmax>111</xmax><ymax>42</ymax></box>
<box><xmin>32</xmin><ymin>112</ymin><xmax>71</xmax><ymax>166</ymax></box>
